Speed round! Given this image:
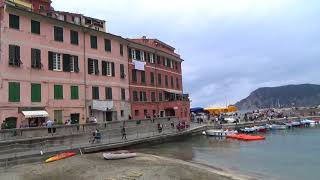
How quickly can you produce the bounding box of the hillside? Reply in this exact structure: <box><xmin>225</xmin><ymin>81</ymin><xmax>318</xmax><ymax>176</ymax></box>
<box><xmin>235</xmin><ymin>84</ymin><xmax>320</xmax><ymax>110</ymax></box>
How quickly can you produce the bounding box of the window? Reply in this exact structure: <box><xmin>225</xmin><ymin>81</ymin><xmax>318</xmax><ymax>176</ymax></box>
<box><xmin>175</xmin><ymin>62</ymin><xmax>178</xmax><ymax>70</ymax></box>
<box><xmin>165</xmin><ymin>75</ymin><xmax>168</xmax><ymax>87</ymax></box>
<box><xmin>159</xmin><ymin>92</ymin><xmax>163</xmax><ymax>102</ymax></box>
<box><xmin>54</xmin><ymin>26</ymin><xmax>63</xmax><ymax>42</ymax></box>
<box><xmin>121</xmin><ymin>88</ymin><xmax>126</xmax><ymax>101</ymax></box>
<box><xmin>92</xmin><ymin>86</ymin><xmax>99</xmax><ymax>100</ymax></box>
<box><xmin>31</xmin><ymin>20</ymin><xmax>40</xmax><ymax>34</ymax></box>
<box><xmin>88</xmin><ymin>58</ymin><xmax>99</xmax><ymax>75</ymax></box>
<box><xmin>9</xmin><ymin>14</ymin><xmax>19</xmax><ymax>29</ymax></box>
<box><xmin>121</xmin><ymin>110</ymin><xmax>124</xmax><ymax>117</ymax></box>
<box><xmin>136</xmin><ymin>50</ymin><xmax>141</xmax><ymax>60</ymax></box>
<box><xmin>104</xmin><ymin>39</ymin><xmax>111</xmax><ymax>52</ymax></box>
<box><xmin>135</xmin><ymin>110</ymin><xmax>139</xmax><ymax>116</ymax></box>
<box><xmin>131</xmin><ymin>49</ymin><xmax>136</xmax><ymax>59</ymax></box>
<box><xmin>9</xmin><ymin>45</ymin><xmax>21</xmax><ymax>67</ymax></box>
<box><xmin>171</xmin><ymin>76</ymin><xmax>174</xmax><ymax>88</ymax></box>
<box><xmin>70</xmin><ymin>86</ymin><xmax>79</xmax><ymax>100</ymax></box>
<box><xmin>176</xmin><ymin>78</ymin><xmax>179</xmax><ymax>89</ymax></box>
<box><xmin>105</xmin><ymin>87</ymin><xmax>112</xmax><ymax>100</ymax></box>
<box><xmin>140</xmin><ymin>51</ymin><xmax>145</xmax><ymax>61</ymax></box>
<box><xmin>150</xmin><ymin>53</ymin><xmax>155</xmax><ymax>63</ymax></box>
<box><xmin>141</xmin><ymin>71</ymin><xmax>146</xmax><ymax>84</ymax></box>
<box><xmin>90</xmin><ymin>35</ymin><xmax>97</xmax><ymax>49</ymax></box>
<box><xmin>31</xmin><ymin>83</ymin><xmax>41</xmax><ymax>102</ymax></box>
<box><xmin>120</xmin><ymin>44</ymin><xmax>124</xmax><ymax>56</ymax></box>
<box><xmin>158</xmin><ymin>74</ymin><xmax>162</xmax><ymax>85</ymax></box>
<box><xmin>49</xmin><ymin>52</ymin><xmax>62</xmax><ymax>71</ymax></box>
<box><xmin>31</xmin><ymin>49</ymin><xmax>41</xmax><ymax>69</ymax></box>
<box><xmin>102</xmin><ymin>61</ymin><xmax>115</xmax><ymax>77</ymax></box>
<box><xmin>157</xmin><ymin>56</ymin><xmax>161</xmax><ymax>64</ymax></box>
<box><xmin>70</xmin><ymin>30</ymin><xmax>79</xmax><ymax>45</ymax></box>
<box><xmin>133</xmin><ymin>91</ymin><xmax>138</xmax><ymax>102</ymax></box>
<box><xmin>140</xmin><ymin>91</ymin><xmax>147</xmax><ymax>102</ymax></box>
<box><xmin>39</xmin><ymin>5</ymin><xmax>45</xmax><ymax>11</ymax></box>
<box><xmin>120</xmin><ymin>64</ymin><xmax>125</xmax><ymax>79</ymax></box>
<box><xmin>69</xmin><ymin>55</ymin><xmax>79</xmax><ymax>72</ymax></box>
<box><xmin>151</xmin><ymin>92</ymin><xmax>156</xmax><ymax>102</ymax></box>
<box><xmin>150</xmin><ymin>72</ymin><xmax>154</xmax><ymax>85</ymax></box>
<box><xmin>54</xmin><ymin>85</ymin><xmax>63</xmax><ymax>99</ymax></box>
<box><xmin>8</xmin><ymin>82</ymin><xmax>20</xmax><ymax>102</ymax></box>
<box><xmin>54</xmin><ymin>110</ymin><xmax>63</xmax><ymax>124</ymax></box>
<box><xmin>132</xmin><ymin>69</ymin><xmax>137</xmax><ymax>82</ymax></box>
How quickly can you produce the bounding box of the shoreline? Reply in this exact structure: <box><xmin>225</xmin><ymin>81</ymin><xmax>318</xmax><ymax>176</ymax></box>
<box><xmin>0</xmin><ymin>152</ymin><xmax>255</xmax><ymax>180</ymax></box>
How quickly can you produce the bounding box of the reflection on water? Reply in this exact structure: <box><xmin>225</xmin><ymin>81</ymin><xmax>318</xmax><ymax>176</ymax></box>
<box><xmin>137</xmin><ymin>127</ymin><xmax>320</xmax><ymax>180</ymax></box>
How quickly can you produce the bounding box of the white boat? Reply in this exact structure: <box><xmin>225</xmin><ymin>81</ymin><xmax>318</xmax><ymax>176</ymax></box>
<box><xmin>103</xmin><ymin>150</ymin><xmax>137</xmax><ymax>160</ymax></box>
<box><xmin>240</xmin><ymin>127</ymin><xmax>257</xmax><ymax>133</ymax></box>
<box><xmin>271</xmin><ymin>124</ymin><xmax>287</xmax><ymax>130</ymax></box>
<box><xmin>203</xmin><ymin>129</ymin><xmax>238</xmax><ymax>137</ymax></box>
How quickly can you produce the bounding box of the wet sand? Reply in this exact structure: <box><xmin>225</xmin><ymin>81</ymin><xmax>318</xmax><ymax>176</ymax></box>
<box><xmin>0</xmin><ymin>153</ymin><xmax>254</xmax><ymax>180</ymax></box>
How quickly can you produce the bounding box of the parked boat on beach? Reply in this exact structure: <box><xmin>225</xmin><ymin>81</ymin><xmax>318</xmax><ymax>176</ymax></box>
<box><xmin>103</xmin><ymin>150</ymin><xmax>137</xmax><ymax>160</ymax></box>
<box><xmin>45</xmin><ymin>152</ymin><xmax>76</xmax><ymax>163</ymax></box>
<box><xmin>203</xmin><ymin>129</ymin><xmax>238</xmax><ymax>137</ymax></box>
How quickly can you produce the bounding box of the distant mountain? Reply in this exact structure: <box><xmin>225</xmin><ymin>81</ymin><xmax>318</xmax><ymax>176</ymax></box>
<box><xmin>235</xmin><ymin>84</ymin><xmax>320</xmax><ymax>110</ymax></box>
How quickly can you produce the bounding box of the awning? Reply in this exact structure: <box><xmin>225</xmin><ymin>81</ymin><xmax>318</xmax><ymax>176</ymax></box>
<box><xmin>164</xmin><ymin>89</ymin><xmax>183</xmax><ymax>94</ymax></box>
<box><xmin>22</xmin><ymin>111</ymin><xmax>49</xmax><ymax>118</ymax></box>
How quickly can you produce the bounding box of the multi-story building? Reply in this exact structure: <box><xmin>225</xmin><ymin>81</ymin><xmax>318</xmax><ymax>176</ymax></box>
<box><xmin>0</xmin><ymin>0</ymin><xmax>130</xmax><ymax>128</ymax></box>
<box><xmin>128</xmin><ymin>37</ymin><xmax>190</xmax><ymax>120</ymax></box>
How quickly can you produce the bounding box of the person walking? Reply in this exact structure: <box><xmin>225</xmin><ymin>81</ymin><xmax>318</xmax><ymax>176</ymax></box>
<box><xmin>121</xmin><ymin>126</ymin><xmax>127</xmax><ymax>140</ymax></box>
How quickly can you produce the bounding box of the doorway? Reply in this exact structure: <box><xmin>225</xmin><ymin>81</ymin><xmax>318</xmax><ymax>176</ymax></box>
<box><xmin>105</xmin><ymin>111</ymin><xmax>113</xmax><ymax>122</ymax></box>
<box><xmin>70</xmin><ymin>113</ymin><xmax>80</xmax><ymax>124</ymax></box>
<box><xmin>3</xmin><ymin>117</ymin><xmax>17</xmax><ymax>129</ymax></box>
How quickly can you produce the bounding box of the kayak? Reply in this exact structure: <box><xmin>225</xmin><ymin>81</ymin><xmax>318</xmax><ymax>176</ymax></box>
<box><xmin>227</xmin><ymin>134</ymin><xmax>265</xmax><ymax>141</ymax></box>
<box><xmin>103</xmin><ymin>150</ymin><xmax>137</xmax><ymax>160</ymax></box>
<box><xmin>45</xmin><ymin>152</ymin><xmax>77</xmax><ymax>163</ymax></box>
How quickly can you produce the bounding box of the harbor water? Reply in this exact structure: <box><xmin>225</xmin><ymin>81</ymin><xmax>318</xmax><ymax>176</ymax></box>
<box><xmin>137</xmin><ymin>126</ymin><xmax>320</xmax><ymax>180</ymax></box>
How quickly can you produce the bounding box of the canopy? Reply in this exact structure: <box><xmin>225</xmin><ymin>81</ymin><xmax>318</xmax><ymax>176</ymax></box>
<box><xmin>22</xmin><ymin>111</ymin><xmax>49</xmax><ymax>118</ymax></box>
<box><xmin>190</xmin><ymin>107</ymin><xmax>204</xmax><ymax>113</ymax></box>
<box><xmin>204</xmin><ymin>106</ymin><xmax>238</xmax><ymax>115</ymax></box>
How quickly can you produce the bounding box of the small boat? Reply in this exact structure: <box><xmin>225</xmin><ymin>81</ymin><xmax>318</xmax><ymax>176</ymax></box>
<box><xmin>271</xmin><ymin>124</ymin><xmax>287</xmax><ymax>130</ymax></box>
<box><xmin>227</xmin><ymin>134</ymin><xmax>265</xmax><ymax>141</ymax></box>
<box><xmin>203</xmin><ymin>129</ymin><xmax>238</xmax><ymax>137</ymax></box>
<box><xmin>103</xmin><ymin>150</ymin><xmax>137</xmax><ymax>160</ymax></box>
<box><xmin>45</xmin><ymin>152</ymin><xmax>76</xmax><ymax>163</ymax></box>
<box><xmin>253</xmin><ymin>125</ymin><xmax>267</xmax><ymax>133</ymax></box>
<box><xmin>291</xmin><ymin>121</ymin><xmax>301</xmax><ymax>127</ymax></box>
<box><xmin>239</xmin><ymin>127</ymin><xmax>256</xmax><ymax>133</ymax></box>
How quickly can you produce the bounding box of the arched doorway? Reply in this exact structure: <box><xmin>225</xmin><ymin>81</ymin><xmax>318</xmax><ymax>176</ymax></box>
<box><xmin>2</xmin><ymin>117</ymin><xmax>17</xmax><ymax>129</ymax></box>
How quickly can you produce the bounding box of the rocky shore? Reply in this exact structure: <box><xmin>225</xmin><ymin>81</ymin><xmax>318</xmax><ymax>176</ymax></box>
<box><xmin>0</xmin><ymin>153</ymin><xmax>254</xmax><ymax>180</ymax></box>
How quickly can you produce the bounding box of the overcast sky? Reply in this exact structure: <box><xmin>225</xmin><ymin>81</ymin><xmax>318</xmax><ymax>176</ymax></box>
<box><xmin>53</xmin><ymin>0</ymin><xmax>320</xmax><ymax>108</ymax></box>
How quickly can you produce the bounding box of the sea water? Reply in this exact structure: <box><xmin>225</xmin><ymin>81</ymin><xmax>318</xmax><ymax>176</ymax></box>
<box><xmin>137</xmin><ymin>126</ymin><xmax>320</xmax><ymax>180</ymax></box>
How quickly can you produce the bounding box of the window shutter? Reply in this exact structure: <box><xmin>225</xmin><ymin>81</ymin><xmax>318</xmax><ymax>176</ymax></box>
<box><xmin>94</xmin><ymin>60</ymin><xmax>99</xmax><ymax>75</ymax></box>
<box><xmin>153</xmin><ymin>54</ymin><xmax>156</xmax><ymax>63</ymax></box>
<box><xmin>31</xmin><ymin>84</ymin><xmax>41</xmax><ymax>102</ymax></box>
<box><xmin>63</xmin><ymin>54</ymin><xmax>71</xmax><ymax>72</ymax></box>
<box><xmin>144</xmin><ymin>51</ymin><xmax>147</xmax><ymax>61</ymax></box>
<box><xmin>74</xmin><ymin>56</ymin><xmax>79</xmax><ymax>72</ymax></box>
<box><xmin>101</xmin><ymin>61</ymin><xmax>106</xmax><ymax>76</ymax></box>
<box><xmin>136</xmin><ymin>50</ymin><xmax>141</xmax><ymax>60</ymax></box>
<box><xmin>88</xmin><ymin>58</ymin><xmax>93</xmax><ymax>74</ymax></box>
<box><xmin>147</xmin><ymin>53</ymin><xmax>150</xmax><ymax>63</ymax></box>
<box><xmin>128</xmin><ymin>48</ymin><xmax>132</xmax><ymax>58</ymax></box>
<box><xmin>111</xmin><ymin>62</ymin><xmax>115</xmax><ymax>77</ymax></box>
<box><xmin>120</xmin><ymin>64</ymin><xmax>125</xmax><ymax>79</ymax></box>
<box><xmin>15</xmin><ymin>46</ymin><xmax>20</xmax><ymax>66</ymax></box>
<box><xmin>48</xmin><ymin>51</ymin><xmax>54</xmax><ymax>70</ymax></box>
<box><xmin>31</xmin><ymin>49</ymin><xmax>36</xmax><ymax>67</ymax></box>
<box><xmin>9</xmin><ymin>45</ymin><xmax>15</xmax><ymax>65</ymax></box>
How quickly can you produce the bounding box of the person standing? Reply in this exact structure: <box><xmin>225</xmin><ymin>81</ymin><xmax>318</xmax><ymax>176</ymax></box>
<box><xmin>121</xmin><ymin>126</ymin><xmax>127</xmax><ymax>140</ymax></box>
<box><xmin>46</xmin><ymin>119</ymin><xmax>54</xmax><ymax>134</ymax></box>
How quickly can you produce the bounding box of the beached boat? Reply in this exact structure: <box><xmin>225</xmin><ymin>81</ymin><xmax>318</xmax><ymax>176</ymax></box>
<box><xmin>45</xmin><ymin>152</ymin><xmax>76</xmax><ymax>163</ymax></box>
<box><xmin>227</xmin><ymin>134</ymin><xmax>265</xmax><ymax>141</ymax></box>
<box><xmin>203</xmin><ymin>129</ymin><xmax>238</xmax><ymax>137</ymax></box>
<box><xmin>103</xmin><ymin>150</ymin><xmax>137</xmax><ymax>160</ymax></box>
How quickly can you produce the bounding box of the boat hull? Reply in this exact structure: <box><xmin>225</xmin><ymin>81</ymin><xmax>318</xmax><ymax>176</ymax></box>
<box><xmin>45</xmin><ymin>152</ymin><xmax>76</xmax><ymax>163</ymax></box>
<box><xmin>103</xmin><ymin>151</ymin><xmax>137</xmax><ymax>160</ymax></box>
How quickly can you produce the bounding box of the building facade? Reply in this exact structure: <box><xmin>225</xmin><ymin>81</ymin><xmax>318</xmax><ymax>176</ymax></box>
<box><xmin>128</xmin><ymin>38</ymin><xmax>190</xmax><ymax>121</ymax></box>
<box><xmin>0</xmin><ymin>0</ymin><xmax>130</xmax><ymax>128</ymax></box>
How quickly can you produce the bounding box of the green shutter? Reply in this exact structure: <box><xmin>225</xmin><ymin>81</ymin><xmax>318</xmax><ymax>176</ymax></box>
<box><xmin>132</xmin><ymin>70</ymin><xmax>137</xmax><ymax>82</ymax></box>
<box><xmin>70</xmin><ymin>30</ymin><xmax>79</xmax><ymax>45</ymax></box>
<box><xmin>141</xmin><ymin>71</ymin><xmax>146</xmax><ymax>83</ymax></box>
<box><xmin>8</xmin><ymin>82</ymin><xmax>20</xmax><ymax>102</ymax></box>
<box><xmin>91</xmin><ymin>35</ymin><xmax>97</xmax><ymax>49</ymax></box>
<box><xmin>54</xmin><ymin>26</ymin><xmax>63</xmax><ymax>42</ymax></box>
<box><xmin>9</xmin><ymin>14</ymin><xmax>19</xmax><ymax>29</ymax></box>
<box><xmin>105</xmin><ymin>39</ymin><xmax>111</xmax><ymax>52</ymax></box>
<box><xmin>150</xmin><ymin>72</ymin><xmax>154</xmax><ymax>84</ymax></box>
<box><xmin>54</xmin><ymin>85</ymin><xmax>63</xmax><ymax>99</ymax></box>
<box><xmin>31</xmin><ymin>20</ymin><xmax>40</xmax><ymax>34</ymax></box>
<box><xmin>106</xmin><ymin>87</ymin><xmax>112</xmax><ymax>100</ymax></box>
<box><xmin>31</xmin><ymin>83</ymin><xmax>41</xmax><ymax>102</ymax></box>
<box><xmin>71</xmin><ymin>86</ymin><xmax>79</xmax><ymax>100</ymax></box>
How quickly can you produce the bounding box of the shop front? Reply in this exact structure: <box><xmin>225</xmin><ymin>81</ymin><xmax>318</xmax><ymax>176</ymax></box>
<box><xmin>22</xmin><ymin>110</ymin><xmax>49</xmax><ymax>127</ymax></box>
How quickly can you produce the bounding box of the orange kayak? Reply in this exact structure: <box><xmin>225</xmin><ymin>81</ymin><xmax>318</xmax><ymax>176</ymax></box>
<box><xmin>45</xmin><ymin>152</ymin><xmax>76</xmax><ymax>163</ymax></box>
<box><xmin>227</xmin><ymin>134</ymin><xmax>265</xmax><ymax>141</ymax></box>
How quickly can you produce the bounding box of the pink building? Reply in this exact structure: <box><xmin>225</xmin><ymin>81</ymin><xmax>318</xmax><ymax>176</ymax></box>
<box><xmin>0</xmin><ymin>0</ymin><xmax>130</xmax><ymax>128</ymax></box>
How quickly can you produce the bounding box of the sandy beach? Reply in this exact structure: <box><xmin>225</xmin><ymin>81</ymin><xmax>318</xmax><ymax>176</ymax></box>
<box><xmin>0</xmin><ymin>153</ymin><xmax>254</xmax><ymax>180</ymax></box>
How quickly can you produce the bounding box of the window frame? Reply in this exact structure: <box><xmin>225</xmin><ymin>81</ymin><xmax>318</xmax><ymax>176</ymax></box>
<box><xmin>70</xmin><ymin>86</ymin><xmax>79</xmax><ymax>100</ymax></box>
<box><xmin>104</xmin><ymin>39</ymin><xmax>111</xmax><ymax>52</ymax></box>
<box><xmin>92</xmin><ymin>86</ymin><xmax>100</xmax><ymax>100</ymax></box>
<box><xmin>53</xmin><ymin>53</ymin><xmax>62</xmax><ymax>71</ymax></box>
<box><xmin>31</xmin><ymin>20</ymin><xmax>40</xmax><ymax>35</ymax></box>
<box><xmin>54</xmin><ymin>84</ymin><xmax>63</xmax><ymax>100</ymax></box>
<box><xmin>9</xmin><ymin>14</ymin><xmax>19</xmax><ymax>30</ymax></box>
<box><xmin>90</xmin><ymin>35</ymin><xmax>98</xmax><ymax>49</ymax></box>
<box><xmin>54</xmin><ymin>26</ymin><xmax>64</xmax><ymax>42</ymax></box>
<box><xmin>70</xmin><ymin>30</ymin><xmax>79</xmax><ymax>45</ymax></box>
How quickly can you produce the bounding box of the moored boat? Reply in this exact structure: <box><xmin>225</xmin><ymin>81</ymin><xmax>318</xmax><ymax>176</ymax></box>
<box><xmin>103</xmin><ymin>150</ymin><xmax>137</xmax><ymax>160</ymax></box>
<box><xmin>45</xmin><ymin>152</ymin><xmax>76</xmax><ymax>163</ymax></box>
<box><xmin>271</xmin><ymin>124</ymin><xmax>287</xmax><ymax>130</ymax></box>
<box><xmin>227</xmin><ymin>134</ymin><xmax>265</xmax><ymax>141</ymax></box>
<box><xmin>204</xmin><ymin>129</ymin><xmax>238</xmax><ymax>137</ymax></box>
<box><xmin>239</xmin><ymin>127</ymin><xmax>256</xmax><ymax>133</ymax></box>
